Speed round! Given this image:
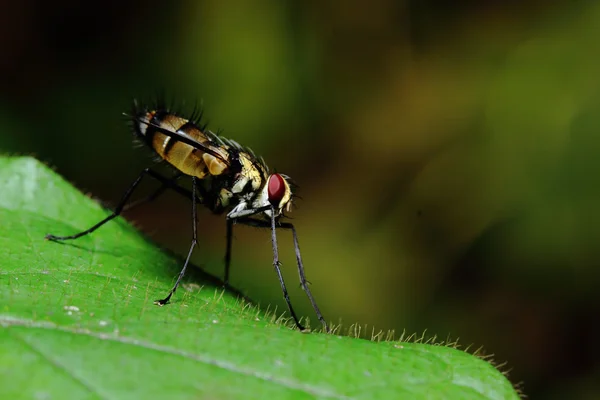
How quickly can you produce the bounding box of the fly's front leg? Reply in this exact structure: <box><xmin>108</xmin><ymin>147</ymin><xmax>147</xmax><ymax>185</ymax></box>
<box><xmin>267</xmin><ymin>209</ymin><xmax>306</xmax><ymax>331</ymax></box>
<box><xmin>227</xmin><ymin>205</ymin><xmax>311</xmax><ymax>331</ymax></box>
<box><xmin>279</xmin><ymin>221</ymin><xmax>328</xmax><ymax>332</ymax></box>
<box><xmin>234</xmin><ymin>216</ymin><xmax>329</xmax><ymax>333</ymax></box>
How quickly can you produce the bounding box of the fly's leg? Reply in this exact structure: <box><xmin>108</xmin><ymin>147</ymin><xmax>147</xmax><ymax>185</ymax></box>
<box><xmin>279</xmin><ymin>221</ymin><xmax>329</xmax><ymax>333</ymax></box>
<box><xmin>222</xmin><ymin>204</ymin><xmax>269</xmax><ymax>288</ymax></box>
<box><xmin>45</xmin><ymin>169</ymin><xmax>189</xmax><ymax>241</ymax></box>
<box><xmin>232</xmin><ymin>213</ymin><xmax>329</xmax><ymax>332</ymax></box>
<box><xmin>267</xmin><ymin>210</ymin><xmax>305</xmax><ymax>331</ymax></box>
<box><xmin>154</xmin><ymin>176</ymin><xmax>199</xmax><ymax>305</ymax></box>
<box><xmin>224</xmin><ymin>219</ymin><xmax>233</xmax><ymax>285</ymax></box>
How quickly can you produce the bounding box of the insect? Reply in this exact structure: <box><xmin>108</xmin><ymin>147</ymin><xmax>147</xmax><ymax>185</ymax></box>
<box><xmin>45</xmin><ymin>99</ymin><xmax>329</xmax><ymax>332</ymax></box>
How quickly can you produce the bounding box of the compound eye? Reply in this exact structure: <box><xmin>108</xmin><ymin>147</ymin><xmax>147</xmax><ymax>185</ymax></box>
<box><xmin>267</xmin><ymin>174</ymin><xmax>286</xmax><ymax>206</ymax></box>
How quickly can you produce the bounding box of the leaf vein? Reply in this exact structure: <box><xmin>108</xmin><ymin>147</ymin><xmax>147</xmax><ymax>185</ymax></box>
<box><xmin>7</xmin><ymin>328</ymin><xmax>110</xmax><ymax>399</ymax></box>
<box><xmin>1</xmin><ymin>316</ymin><xmax>349</xmax><ymax>399</ymax></box>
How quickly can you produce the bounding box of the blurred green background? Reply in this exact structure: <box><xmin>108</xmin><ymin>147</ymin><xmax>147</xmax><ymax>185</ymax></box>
<box><xmin>2</xmin><ymin>0</ymin><xmax>600</xmax><ymax>398</ymax></box>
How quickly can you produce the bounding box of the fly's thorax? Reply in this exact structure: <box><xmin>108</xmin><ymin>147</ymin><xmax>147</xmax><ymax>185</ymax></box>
<box><xmin>231</xmin><ymin>153</ymin><xmax>265</xmax><ymax>194</ymax></box>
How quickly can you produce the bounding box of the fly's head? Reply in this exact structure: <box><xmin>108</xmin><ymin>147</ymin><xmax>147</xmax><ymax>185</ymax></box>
<box><xmin>250</xmin><ymin>173</ymin><xmax>293</xmax><ymax>219</ymax></box>
<box><xmin>227</xmin><ymin>172</ymin><xmax>294</xmax><ymax>220</ymax></box>
<box><xmin>264</xmin><ymin>173</ymin><xmax>293</xmax><ymax>218</ymax></box>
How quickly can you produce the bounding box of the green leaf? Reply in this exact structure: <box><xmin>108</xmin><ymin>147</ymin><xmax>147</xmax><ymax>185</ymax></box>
<box><xmin>0</xmin><ymin>157</ymin><xmax>519</xmax><ymax>399</ymax></box>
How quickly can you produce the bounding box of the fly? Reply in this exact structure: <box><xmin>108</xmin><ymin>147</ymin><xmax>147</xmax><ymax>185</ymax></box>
<box><xmin>45</xmin><ymin>100</ymin><xmax>329</xmax><ymax>332</ymax></box>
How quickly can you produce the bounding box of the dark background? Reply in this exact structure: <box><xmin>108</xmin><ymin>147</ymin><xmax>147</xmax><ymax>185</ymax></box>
<box><xmin>2</xmin><ymin>1</ymin><xmax>600</xmax><ymax>398</ymax></box>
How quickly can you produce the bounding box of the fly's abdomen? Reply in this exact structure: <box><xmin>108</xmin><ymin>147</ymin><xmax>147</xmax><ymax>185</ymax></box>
<box><xmin>134</xmin><ymin>110</ymin><xmax>229</xmax><ymax>178</ymax></box>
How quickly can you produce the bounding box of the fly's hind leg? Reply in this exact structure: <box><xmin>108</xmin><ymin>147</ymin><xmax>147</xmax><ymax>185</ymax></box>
<box><xmin>46</xmin><ymin>167</ymin><xmax>207</xmax><ymax>307</ymax></box>
<box><xmin>45</xmin><ymin>169</ymin><xmax>187</xmax><ymax>241</ymax></box>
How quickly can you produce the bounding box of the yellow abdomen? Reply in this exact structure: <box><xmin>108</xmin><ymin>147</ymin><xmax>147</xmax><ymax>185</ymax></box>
<box><xmin>144</xmin><ymin>113</ymin><xmax>229</xmax><ymax>179</ymax></box>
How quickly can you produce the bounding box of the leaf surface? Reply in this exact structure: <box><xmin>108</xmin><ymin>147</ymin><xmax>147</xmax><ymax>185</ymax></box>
<box><xmin>0</xmin><ymin>157</ymin><xmax>520</xmax><ymax>399</ymax></box>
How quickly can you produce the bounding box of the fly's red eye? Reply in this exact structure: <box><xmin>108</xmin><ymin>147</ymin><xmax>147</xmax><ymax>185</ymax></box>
<box><xmin>268</xmin><ymin>174</ymin><xmax>286</xmax><ymax>205</ymax></box>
